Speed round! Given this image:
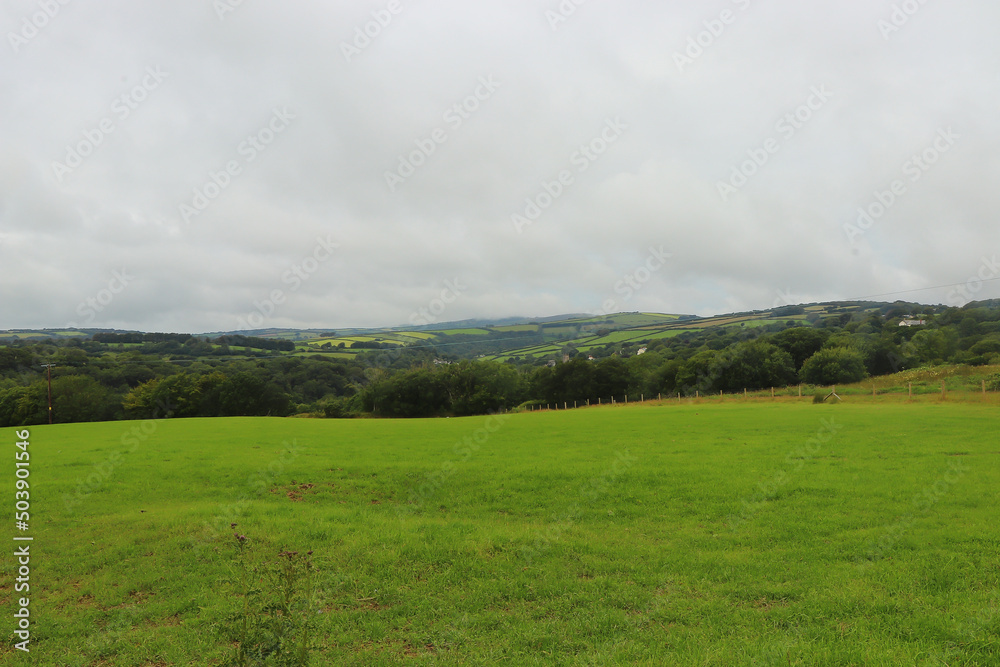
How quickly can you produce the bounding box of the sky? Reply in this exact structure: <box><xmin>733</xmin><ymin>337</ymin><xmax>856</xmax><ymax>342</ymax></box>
<box><xmin>1</xmin><ymin>0</ymin><xmax>998</xmax><ymax>334</ymax></box>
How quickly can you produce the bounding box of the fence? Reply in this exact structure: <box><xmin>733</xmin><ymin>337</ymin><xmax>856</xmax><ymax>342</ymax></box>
<box><xmin>521</xmin><ymin>377</ymin><xmax>1000</xmax><ymax>412</ymax></box>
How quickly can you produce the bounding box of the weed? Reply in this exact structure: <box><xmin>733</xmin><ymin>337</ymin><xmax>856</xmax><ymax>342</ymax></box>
<box><xmin>220</xmin><ymin>526</ymin><xmax>318</xmax><ymax>666</ymax></box>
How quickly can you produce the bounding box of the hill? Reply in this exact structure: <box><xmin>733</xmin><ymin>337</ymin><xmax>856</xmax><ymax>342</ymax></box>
<box><xmin>3</xmin><ymin>298</ymin><xmax>999</xmax><ymax>426</ymax></box>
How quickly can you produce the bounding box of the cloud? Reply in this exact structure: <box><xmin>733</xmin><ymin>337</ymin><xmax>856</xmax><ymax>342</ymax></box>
<box><xmin>1</xmin><ymin>0</ymin><xmax>998</xmax><ymax>332</ymax></box>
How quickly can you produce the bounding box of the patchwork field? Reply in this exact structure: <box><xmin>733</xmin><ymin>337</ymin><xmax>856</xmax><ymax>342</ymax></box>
<box><xmin>2</xmin><ymin>402</ymin><xmax>998</xmax><ymax>665</ymax></box>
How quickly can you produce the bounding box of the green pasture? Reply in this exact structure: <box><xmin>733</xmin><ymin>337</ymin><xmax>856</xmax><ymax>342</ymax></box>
<box><xmin>2</xmin><ymin>402</ymin><xmax>998</xmax><ymax>665</ymax></box>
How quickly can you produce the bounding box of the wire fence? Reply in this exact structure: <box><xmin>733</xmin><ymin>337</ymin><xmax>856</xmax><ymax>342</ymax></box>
<box><xmin>521</xmin><ymin>377</ymin><xmax>1000</xmax><ymax>411</ymax></box>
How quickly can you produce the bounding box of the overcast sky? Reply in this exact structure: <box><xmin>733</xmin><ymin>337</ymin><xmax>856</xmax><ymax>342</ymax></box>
<box><xmin>2</xmin><ymin>0</ymin><xmax>998</xmax><ymax>333</ymax></box>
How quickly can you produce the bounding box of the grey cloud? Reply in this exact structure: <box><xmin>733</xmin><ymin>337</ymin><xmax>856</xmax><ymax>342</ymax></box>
<box><xmin>1</xmin><ymin>0</ymin><xmax>998</xmax><ymax>331</ymax></box>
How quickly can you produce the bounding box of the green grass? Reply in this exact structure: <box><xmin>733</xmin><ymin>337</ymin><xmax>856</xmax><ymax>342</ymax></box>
<box><xmin>2</xmin><ymin>403</ymin><xmax>999</xmax><ymax>664</ymax></box>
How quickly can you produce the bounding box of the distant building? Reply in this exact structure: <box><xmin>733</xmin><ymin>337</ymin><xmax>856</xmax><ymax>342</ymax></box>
<box><xmin>637</xmin><ymin>347</ymin><xmax>648</xmax><ymax>355</ymax></box>
<box><xmin>898</xmin><ymin>319</ymin><xmax>927</xmax><ymax>327</ymax></box>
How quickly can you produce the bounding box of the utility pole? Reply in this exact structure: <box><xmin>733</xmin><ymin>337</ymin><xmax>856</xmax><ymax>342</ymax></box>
<box><xmin>40</xmin><ymin>364</ymin><xmax>56</xmax><ymax>424</ymax></box>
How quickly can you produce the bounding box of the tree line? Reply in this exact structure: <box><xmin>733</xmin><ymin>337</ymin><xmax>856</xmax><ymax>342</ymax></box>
<box><xmin>1</xmin><ymin>300</ymin><xmax>999</xmax><ymax>425</ymax></box>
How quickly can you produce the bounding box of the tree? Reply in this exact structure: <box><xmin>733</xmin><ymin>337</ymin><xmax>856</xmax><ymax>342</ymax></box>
<box><xmin>800</xmin><ymin>347</ymin><xmax>868</xmax><ymax>385</ymax></box>
<box><xmin>0</xmin><ymin>383</ymin><xmax>46</xmax><ymax>427</ymax></box>
<box><xmin>714</xmin><ymin>340</ymin><xmax>797</xmax><ymax>393</ymax></box>
<box><xmin>908</xmin><ymin>328</ymin><xmax>958</xmax><ymax>364</ymax></box>
<box><xmin>216</xmin><ymin>372</ymin><xmax>292</xmax><ymax>417</ymax></box>
<box><xmin>446</xmin><ymin>361</ymin><xmax>525</xmax><ymax>415</ymax></box>
<box><xmin>673</xmin><ymin>349</ymin><xmax>719</xmax><ymax>396</ymax></box>
<box><xmin>770</xmin><ymin>327</ymin><xmax>828</xmax><ymax>370</ymax></box>
<box><xmin>51</xmin><ymin>376</ymin><xmax>122</xmax><ymax>423</ymax></box>
<box><xmin>593</xmin><ymin>357</ymin><xmax>630</xmax><ymax>401</ymax></box>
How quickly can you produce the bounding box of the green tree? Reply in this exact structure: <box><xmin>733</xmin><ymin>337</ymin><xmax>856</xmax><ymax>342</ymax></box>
<box><xmin>446</xmin><ymin>361</ymin><xmax>525</xmax><ymax>415</ymax></box>
<box><xmin>0</xmin><ymin>383</ymin><xmax>47</xmax><ymax>427</ymax></box>
<box><xmin>216</xmin><ymin>372</ymin><xmax>292</xmax><ymax>417</ymax></box>
<box><xmin>770</xmin><ymin>327</ymin><xmax>828</xmax><ymax>370</ymax></box>
<box><xmin>715</xmin><ymin>339</ymin><xmax>797</xmax><ymax>393</ymax></box>
<box><xmin>51</xmin><ymin>376</ymin><xmax>122</xmax><ymax>423</ymax></box>
<box><xmin>800</xmin><ymin>347</ymin><xmax>868</xmax><ymax>385</ymax></box>
<box><xmin>674</xmin><ymin>349</ymin><xmax>719</xmax><ymax>396</ymax></box>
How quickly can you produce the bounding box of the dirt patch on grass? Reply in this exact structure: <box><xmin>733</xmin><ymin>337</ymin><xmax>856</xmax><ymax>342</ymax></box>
<box><xmin>272</xmin><ymin>481</ymin><xmax>317</xmax><ymax>501</ymax></box>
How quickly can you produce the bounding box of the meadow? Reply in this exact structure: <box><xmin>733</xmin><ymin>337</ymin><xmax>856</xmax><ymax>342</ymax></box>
<box><xmin>2</xmin><ymin>401</ymin><xmax>998</xmax><ymax>665</ymax></box>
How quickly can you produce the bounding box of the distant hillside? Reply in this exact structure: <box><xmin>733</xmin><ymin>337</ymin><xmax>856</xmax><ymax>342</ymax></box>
<box><xmin>0</xmin><ymin>300</ymin><xmax>946</xmax><ymax>361</ymax></box>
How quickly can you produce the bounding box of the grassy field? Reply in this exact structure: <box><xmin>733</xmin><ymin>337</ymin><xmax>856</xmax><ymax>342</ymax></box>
<box><xmin>2</xmin><ymin>402</ymin><xmax>999</xmax><ymax>665</ymax></box>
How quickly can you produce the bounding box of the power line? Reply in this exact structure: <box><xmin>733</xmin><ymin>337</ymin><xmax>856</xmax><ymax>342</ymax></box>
<box><xmin>846</xmin><ymin>277</ymin><xmax>1000</xmax><ymax>303</ymax></box>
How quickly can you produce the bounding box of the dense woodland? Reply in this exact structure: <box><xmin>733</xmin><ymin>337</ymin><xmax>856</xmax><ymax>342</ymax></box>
<box><xmin>2</xmin><ymin>301</ymin><xmax>1000</xmax><ymax>425</ymax></box>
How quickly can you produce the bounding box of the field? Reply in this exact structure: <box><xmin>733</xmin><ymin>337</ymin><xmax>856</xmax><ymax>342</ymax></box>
<box><xmin>2</xmin><ymin>402</ymin><xmax>999</xmax><ymax>665</ymax></box>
